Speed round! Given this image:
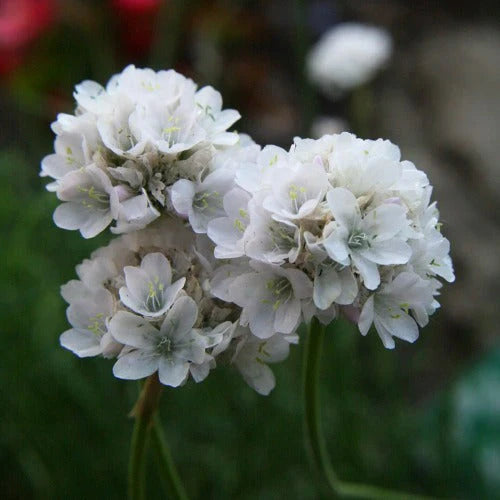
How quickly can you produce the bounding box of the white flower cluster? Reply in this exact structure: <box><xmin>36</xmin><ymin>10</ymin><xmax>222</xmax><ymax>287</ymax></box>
<box><xmin>50</xmin><ymin>67</ymin><xmax>453</xmax><ymax>395</ymax></box>
<box><xmin>41</xmin><ymin>65</ymin><xmax>240</xmax><ymax>238</ymax></box>
<box><xmin>307</xmin><ymin>23</ymin><xmax>392</xmax><ymax>96</ymax></box>
<box><xmin>60</xmin><ymin>218</ymin><xmax>296</xmax><ymax>394</ymax></box>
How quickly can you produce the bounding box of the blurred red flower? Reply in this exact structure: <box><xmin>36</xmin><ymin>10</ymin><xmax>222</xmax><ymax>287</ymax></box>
<box><xmin>0</xmin><ymin>0</ymin><xmax>55</xmax><ymax>74</ymax></box>
<box><xmin>112</xmin><ymin>0</ymin><xmax>161</xmax><ymax>13</ymax></box>
<box><xmin>111</xmin><ymin>0</ymin><xmax>162</xmax><ymax>59</ymax></box>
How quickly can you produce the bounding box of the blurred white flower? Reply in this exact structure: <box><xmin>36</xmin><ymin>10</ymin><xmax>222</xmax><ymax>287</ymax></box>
<box><xmin>307</xmin><ymin>23</ymin><xmax>392</xmax><ymax>96</ymax></box>
<box><xmin>311</xmin><ymin>116</ymin><xmax>348</xmax><ymax>139</ymax></box>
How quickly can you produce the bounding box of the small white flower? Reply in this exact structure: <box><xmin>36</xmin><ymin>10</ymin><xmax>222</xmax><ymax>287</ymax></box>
<box><xmin>307</xmin><ymin>23</ymin><xmax>392</xmax><ymax>96</ymax></box>
<box><xmin>262</xmin><ymin>158</ymin><xmax>328</xmax><ymax>221</ymax></box>
<box><xmin>207</xmin><ymin>187</ymin><xmax>251</xmax><ymax>258</ymax></box>
<box><xmin>53</xmin><ymin>165</ymin><xmax>120</xmax><ymax>239</ymax></box>
<box><xmin>232</xmin><ymin>330</ymin><xmax>296</xmax><ymax>395</ymax></box>
<box><xmin>226</xmin><ymin>262</ymin><xmax>312</xmax><ymax>338</ymax></box>
<box><xmin>323</xmin><ymin>187</ymin><xmax>411</xmax><ymax>289</ymax></box>
<box><xmin>358</xmin><ymin>271</ymin><xmax>437</xmax><ymax>349</ymax></box>
<box><xmin>311</xmin><ymin>116</ymin><xmax>348</xmax><ymax>139</ymax></box>
<box><xmin>171</xmin><ymin>168</ymin><xmax>234</xmax><ymax>233</ymax></box>
<box><xmin>111</xmin><ymin>296</ymin><xmax>204</xmax><ymax>387</ymax></box>
<box><xmin>244</xmin><ymin>194</ymin><xmax>301</xmax><ymax>264</ymax></box>
<box><xmin>235</xmin><ymin>145</ymin><xmax>288</xmax><ymax>193</ymax></box>
<box><xmin>60</xmin><ymin>287</ymin><xmax>118</xmax><ymax>358</ymax></box>
<box><xmin>119</xmin><ymin>253</ymin><xmax>186</xmax><ymax>317</ymax></box>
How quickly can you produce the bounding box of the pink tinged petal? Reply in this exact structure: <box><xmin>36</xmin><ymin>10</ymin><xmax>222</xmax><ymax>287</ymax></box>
<box><xmin>274</xmin><ymin>298</ymin><xmax>301</xmax><ymax>334</ymax></box>
<box><xmin>157</xmin><ymin>357</ymin><xmax>190</xmax><ymax>387</ymax></box>
<box><xmin>314</xmin><ymin>268</ymin><xmax>342</xmax><ymax>310</ymax></box>
<box><xmin>112</xmin><ymin>350</ymin><xmax>159</xmax><ymax>380</ymax></box>
<box><xmin>109</xmin><ymin>311</ymin><xmax>159</xmax><ymax>349</ymax></box>
<box><xmin>351</xmin><ymin>253</ymin><xmax>380</xmax><ymax>290</ymax></box>
<box><xmin>60</xmin><ymin>329</ymin><xmax>102</xmax><ymax>358</ymax></box>
<box><xmin>161</xmin><ymin>296</ymin><xmax>198</xmax><ymax>341</ymax></box>
<box><xmin>326</xmin><ymin>187</ymin><xmax>360</xmax><ymax>230</ymax></box>
<box><xmin>171</xmin><ymin>179</ymin><xmax>196</xmax><ymax>216</ymax></box>
<box><xmin>358</xmin><ymin>296</ymin><xmax>374</xmax><ymax>336</ymax></box>
<box><xmin>358</xmin><ymin>239</ymin><xmax>411</xmax><ymax>265</ymax></box>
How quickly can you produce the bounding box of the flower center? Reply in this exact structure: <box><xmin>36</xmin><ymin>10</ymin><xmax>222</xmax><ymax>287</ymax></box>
<box><xmin>156</xmin><ymin>336</ymin><xmax>172</xmax><ymax>355</ymax></box>
<box><xmin>348</xmin><ymin>230</ymin><xmax>368</xmax><ymax>250</ymax></box>
<box><xmin>146</xmin><ymin>276</ymin><xmax>165</xmax><ymax>311</ymax></box>
<box><xmin>265</xmin><ymin>277</ymin><xmax>293</xmax><ymax>310</ymax></box>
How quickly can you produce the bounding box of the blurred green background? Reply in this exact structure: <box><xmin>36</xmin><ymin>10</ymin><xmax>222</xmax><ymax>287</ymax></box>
<box><xmin>1</xmin><ymin>1</ymin><xmax>499</xmax><ymax>498</ymax></box>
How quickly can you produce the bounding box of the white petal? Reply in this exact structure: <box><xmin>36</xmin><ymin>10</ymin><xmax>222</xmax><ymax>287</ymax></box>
<box><xmin>113</xmin><ymin>350</ymin><xmax>159</xmax><ymax>380</ymax></box>
<box><xmin>109</xmin><ymin>311</ymin><xmax>158</xmax><ymax>349</ymax></box>
<box><xmin>351</xmin><ymin>253</ymin><xmax>380</xmax><ymax>290</ymax></box>
<box><xmin>158</xmin><ymin>357</ymin><xmax>190</xmax><ymax>387</ymax></box>
<box><xmin>161</xmin><ymin>296</ymin><xmax>198</xmax><ymax>341</ymax></box>
<box><xmin>326</xmin><ymin>187</ymin><xmax>360</xmax><ymax>230</ymax></box>
<box><xmin>359</xmin><ymin>239</ymin><xmax>411</xmax><ymax>265</ymax></box>
<box><xmin>358</xmin><ymin>296</ymin><xmax>374</xmax><ymax>336</ymax></box>
<box><xmin>60</xmin><ymin>329</ymin><xmax>102</xmax><ymax>358</ymax></box>
<box><xmin>314</xmin><ymin>268</ymin><xmax>342</xmax><ymax>310</ymax></box>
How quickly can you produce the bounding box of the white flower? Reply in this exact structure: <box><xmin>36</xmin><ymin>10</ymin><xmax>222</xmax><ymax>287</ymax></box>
<box><xmin>60</xmin><ymin>287</ymin><xmax>118</xmax><ymax>358</ymax></box>
<box><xmin>262</xmin><ymin>157</ymin><xmax>328</xmax><ymax>221</ymax></box>
<box><xmin>111</xmin><ymin>296</ymin><xmax>205</xmax><ymax>387</ymax></box>
<box><xmin>307</xmin><ymin>23</ymin><xmax>392</xmax><ymax>96</ymax></box>
<box><xmin>226</xmin><ymin>262</ymin><xmax>313</xmax><ymax>338</ymax></box>
<box><xmin>323</xmin><ymin>187</ymin><xmax>411</xmax><ymax>290</ymax></box>
<box><xmin>40</xmin><ymin>113</ymin><xmax>101</xmax><ymax>191</ymax></box>
<box><xmin>119</xmin><ymin>253</ymin><xmax>186</xmax><ymax>317</ymax></box>
<box><xmin>53</xmin><ymin>165</ymin><xmax>120</xmax><ymax>238</ymax></box>
<box><xmin>408</xmin><ymin>203</ymin><xmax>455</xmax><ymax>283</ymax></box>
<box><xmin>327</xmin><ymin>133</ymin><xmax>402</xmax><ymax>199</ymax></box>
<box><xmin>111</xmin><ymin>189</ymin><xmax>161</xmax><ymax>234</ymax></box>
<box><xmin>207</xmin><ymin>187</ymin><xmax>251</xmax><ymax>258</ymax></box>
<box><xmin>358</xmin><ymin>271</ymin><xmax>438</xmax><ymax>349</ymax></box>
<box><xmin>171</xmin><ymin>168</ymin><xmax>234</xmax><ymax>233</ymax></box>
<box><xmin>244</xmin><ymin>193</ymin><xmax>301</xmax><ymax>264</ymax></box>
<box><xmin>311</xmin><ymin>116</ymin><xmax>348</xmax><ymax>139</ymax></box>
<box><xmin>235</xmin><ymin>145</ymin><xmax>288</xmax><ymax>193</ymax></box>
<box><xmin>232</xmin><ymin>330</ymin><xmax>297</xmax><ymax>395</ymax></box>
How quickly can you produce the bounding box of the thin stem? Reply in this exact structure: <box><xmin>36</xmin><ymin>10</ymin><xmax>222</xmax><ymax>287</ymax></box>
<box><xmin>303</xmin><ymin>317</ymin><xmax>435</xmax><ymax>500</ymax></box>
<box><xmin>151</xmin><ymin>415</ymin><xmax>189</xmax><ymax>500</ymax></box>
<box><xmin>128</xmin><ymin>374</ymin><xmax>163</xmax><ymax>500</ymax></box>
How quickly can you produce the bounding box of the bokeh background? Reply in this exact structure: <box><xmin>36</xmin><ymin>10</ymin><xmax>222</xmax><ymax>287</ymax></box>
<box><xmin>1</xmin><ymin>0</ymin><xmax>499</xmax><ymax>498</ymax></box>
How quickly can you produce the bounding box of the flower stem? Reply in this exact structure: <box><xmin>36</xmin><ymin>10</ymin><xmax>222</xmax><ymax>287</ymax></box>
<box><xmin>303</xmin><ymin>317</ymin><xmax>435</xmax><ymax>499</ymax></box>
<box><xmin>151</xmin><ymin>415</ymin><xmax>189</xmax><ymax>500</ymax></box>
<box><xmin>128</xmin><ymin>374</ymin><xmax>163</xmax><ymax>500</ymax></box>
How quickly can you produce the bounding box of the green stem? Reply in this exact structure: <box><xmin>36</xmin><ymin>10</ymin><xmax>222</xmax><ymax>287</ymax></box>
<box><xmin>303</xmin><ymin>317</ymin><xmax>435</xmax><ymax>500</ymax></box>
<box><xmin>151</xmin><ymin>415</ymin><xmax>189</xmax><ymax>500</ymax></box>
<box><xmin>128</xmin><ymin>374</ymin><xmax>163</xmax><ymax>500</ymax></box>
